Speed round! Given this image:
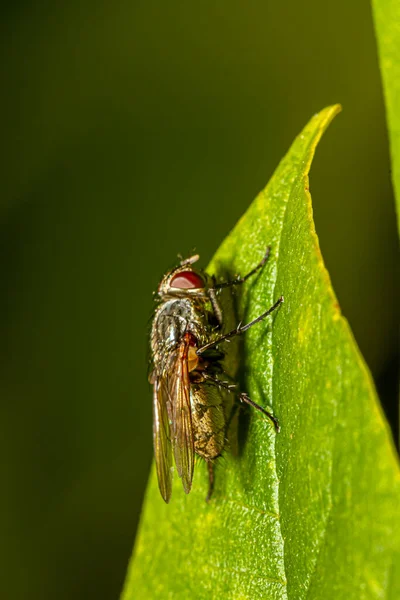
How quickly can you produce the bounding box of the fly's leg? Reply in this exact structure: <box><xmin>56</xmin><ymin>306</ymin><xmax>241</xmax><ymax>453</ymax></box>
<box><xmin>208</xmin><ymin>286</ymin><xmax>223</xmax><ymax>326</ymax></box>
<box><xmin>197</xmin><ymin>295</ymin><xmax>284</xmax><ymax>356</ymax></box>
<box><xmin>225</xmin><ymin>402</ymin><xmax>238</xmax><ymax>434</ymax></box>
<box><xmin>211</xmin><ymin>246</ymin><xmax>271</xmax><ymax>291</ymax></box>
<box><xmin>239</xmin><ymin>392</ymin><xmax>280</xmax><ymax>433</ymax></box>
<box><xmin>206</xmin><ymin>461</ymin><xmax>215</xmax><ymax>503</ymax></box>
<box><xmin>201</xmin><ymin>373</ymin><xmax>280</xmax><ymax>433</ymax></box>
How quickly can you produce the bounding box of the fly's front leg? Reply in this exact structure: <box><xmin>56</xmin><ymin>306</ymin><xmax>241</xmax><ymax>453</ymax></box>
<box><xmin>207</xmin><ymin>246</ymin><xmax>272</xmax><ymax>327</ymax></box>
<box><xmin>211</xmin><ymin>246</ymin><xmax>271</xmax><ymax>291</ymax></box>
<box><xmin>208</xmin><ymin>285</ymin><xmax>223</xmax><ymax>327</ymax></box>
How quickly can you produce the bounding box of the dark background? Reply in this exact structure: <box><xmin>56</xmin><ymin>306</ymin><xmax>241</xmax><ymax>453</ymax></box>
<box><xmin>0</xmin><ymin>2</ymin><xmax>398</xmax><ymax>599</ymax></box>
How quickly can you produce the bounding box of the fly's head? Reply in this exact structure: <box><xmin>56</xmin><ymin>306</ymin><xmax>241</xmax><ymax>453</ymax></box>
<box><xmin>157</xmin><ymin>254</ymin><xmax>211</xmax><ymax>300</ymax></box>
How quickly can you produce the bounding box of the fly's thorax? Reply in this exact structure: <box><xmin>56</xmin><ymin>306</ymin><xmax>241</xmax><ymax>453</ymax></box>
<box><xmin>150</xmin><ymin>296</ymin><xmax>215</xmax><ymax>370</ymax></box>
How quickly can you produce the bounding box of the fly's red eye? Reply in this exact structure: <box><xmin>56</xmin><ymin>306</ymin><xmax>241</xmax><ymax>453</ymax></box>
<box><xmin>170</xmin><ymin>270</ymin><xmax>204</xmax><ymax>290</ymax></box>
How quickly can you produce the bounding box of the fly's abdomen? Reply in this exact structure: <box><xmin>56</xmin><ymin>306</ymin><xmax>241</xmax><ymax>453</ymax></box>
<box><xmin>190</xmin><ymin>383</ymin><xmax>230</xmax><ymax>460</ymax></box>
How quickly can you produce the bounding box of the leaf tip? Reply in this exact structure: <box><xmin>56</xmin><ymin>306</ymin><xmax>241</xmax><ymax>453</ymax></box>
<box><xmin>313</xmin><ymin>103</ymin><xmax>342</xmax><ymax>132</ymax></box>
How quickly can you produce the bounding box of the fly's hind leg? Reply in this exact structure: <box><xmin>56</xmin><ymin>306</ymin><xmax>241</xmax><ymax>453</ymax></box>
<box><xmin>238</xmin><ymin>392</ymin><xmax>280</xmax><ymax>432</ymax></box>
<box><xmin>206</xmin><ymin>461</ymin><xmax>215</xmax><ymax>503</ymax></box>
<box><xmin>201</xmin><ymin>372</ymin><xmax>280</xmax><ymax>433</ymax></box>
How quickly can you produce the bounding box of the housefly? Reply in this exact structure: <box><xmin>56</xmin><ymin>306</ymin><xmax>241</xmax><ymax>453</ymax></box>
<box><xmin>149</xmin><ymin>247</ymin><xmax>283</xmax><ymax>503</ymax></box>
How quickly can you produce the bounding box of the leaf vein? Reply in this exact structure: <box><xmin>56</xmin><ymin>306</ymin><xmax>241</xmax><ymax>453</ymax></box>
<box><xmin>221</xmin><ymin>496</ymin><xmax>280</xmax><ymax>520</ymax></box>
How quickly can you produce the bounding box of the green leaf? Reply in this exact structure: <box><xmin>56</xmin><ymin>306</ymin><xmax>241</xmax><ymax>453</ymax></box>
<box><xmin>372</xmin><ymin>0</ymin><xmax>400</xmax><ymax>234</ymax></box>
<box><xmin>122</xmin><ymin>106</ymin><xmax>400</xmax><ymax>599</ymax></box>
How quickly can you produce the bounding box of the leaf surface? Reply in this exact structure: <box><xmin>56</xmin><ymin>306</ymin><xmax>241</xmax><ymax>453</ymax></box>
<box><xmin>122</xmin><ymin>106</ymin><xmax>400</xmax><ymax>600</ymax></box>
<box><xmin>372</xmin><ymin>0</ymin><xmax>400</xmax><ymax>233</ymax></box>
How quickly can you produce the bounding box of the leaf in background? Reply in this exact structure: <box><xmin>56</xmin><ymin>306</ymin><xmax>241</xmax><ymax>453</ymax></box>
<box><xmin>372</xmin><ymin>0</ymin><xmax>400</xmax><ymax>233</ymax></box>
<box><xmin>122</xmin><ymin>106</ymin><xmax>400</xmax><ymax>599</ymax></box>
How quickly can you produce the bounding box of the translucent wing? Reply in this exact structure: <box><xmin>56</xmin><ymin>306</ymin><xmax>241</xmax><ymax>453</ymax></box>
<box><xmin>152</xmin><ymin>377</ymin><xmax>173</xmax><ymax>503</ymax></box>
<box><xmin>167</xmin><ymin>339</ymin><xmax>195</xmax><ymax>494</ymax></box>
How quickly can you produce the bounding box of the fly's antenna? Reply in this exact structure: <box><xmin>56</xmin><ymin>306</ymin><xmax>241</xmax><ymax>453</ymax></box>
<box><xmin>180</xmin><ymin>254</ymin><xmax>200</xmax><ymax>266</ymax></box>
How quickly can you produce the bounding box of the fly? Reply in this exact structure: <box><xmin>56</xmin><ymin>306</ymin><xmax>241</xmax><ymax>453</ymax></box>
<box><xmin>149</xmin><ymin>247</ymin><xmax>284</xmax><ymax>503</ymax></box>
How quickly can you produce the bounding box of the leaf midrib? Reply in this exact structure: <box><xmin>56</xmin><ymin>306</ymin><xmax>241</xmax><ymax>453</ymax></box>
<box><xmin>270</xmin><ymin>122</ymin><xmax>339</xmax><ymax>599</ymax></box>
<box><xmin>263</xmin><ymin>152</ymin><xmax>302</xmax><ymax>598</ymax></box>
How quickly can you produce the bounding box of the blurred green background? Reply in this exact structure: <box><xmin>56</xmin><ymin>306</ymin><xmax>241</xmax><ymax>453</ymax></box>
<box><xmin>0</xmin><ymin>2</ymin><xmax>398</xmax><ymax>599</ymax></box>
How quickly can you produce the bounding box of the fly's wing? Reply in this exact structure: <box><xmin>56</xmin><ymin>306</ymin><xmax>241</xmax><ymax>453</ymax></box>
<box><xmin>152</xmin><ymin>377</ymin><xmax>173</xmax><ymax>503</ymax></box>
<box><xmin>167</xmin><ymin>341</ymin><xmax>195</xmax><ymax>494</ymax></box>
